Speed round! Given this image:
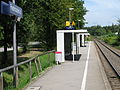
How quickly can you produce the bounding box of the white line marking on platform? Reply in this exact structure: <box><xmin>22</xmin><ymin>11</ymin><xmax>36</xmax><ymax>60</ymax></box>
<box><xmin>81</xmin><ymin>41</ymin><xmax>91</xmax><ymax>90</ymax></box>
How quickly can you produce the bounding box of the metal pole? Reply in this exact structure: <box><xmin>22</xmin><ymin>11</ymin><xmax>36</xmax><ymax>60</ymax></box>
<box><xmin>78</xmin><ymin>21</ymin><xmax>79</xmax><ymax>29</ymax></box>
<box><xmin>12</xmin><ymin>0</ymin><xmax>18</xmax><ymax>87</ymax></box>
<box><xmin>72</xmin><ymin>32</ymin><xmax>74</xmax><ymax>62</ymax></box>
<box><xmin>13</xmin><ymin>0</ymin><xmax>17</xmax><ymax>65</ymax></box>
<box><xmin>13</xmin><ymin>18</ymin><xmax>17</xmax><ymax>69</ymax></box>
<box><xmin>12</xmin><ymin>0</ymin><xmax>15</xmax><ymax>3</ymax></box>
<box><xmin>78</xmin><ymin>20</ymin><xmax>81</xmax><ymax>29</ymax></box>
<box><xmin>69</xmin><ymin>10</ymin><xmax>71</xmax><ymax>23</ymax></box>
<box><xmin>69</xmin><ymin>8</ymin><xmax>74</xmax><ymax>27</ymax></box>
<box><xmin>12</xmin><ymin>0</ymin><xmax>16</xmax><ymax>65</ymax></box>
<box><xmin>0</xmin><ymin>72</ymin><xmax>3</xmax><ymax>90</ymax></box>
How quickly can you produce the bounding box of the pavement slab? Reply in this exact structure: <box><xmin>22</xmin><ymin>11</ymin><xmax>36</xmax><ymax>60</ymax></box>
<box><xmin>25</xmin><ymin>41</ymin><xmax>111</xmax><ymax>90</ymax></box>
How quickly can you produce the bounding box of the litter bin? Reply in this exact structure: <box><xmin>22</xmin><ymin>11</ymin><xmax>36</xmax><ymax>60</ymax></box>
<box><xmin>55</xmin><ymin>52</ymin><xmax>62</xmax><ymax>64</ymax></box>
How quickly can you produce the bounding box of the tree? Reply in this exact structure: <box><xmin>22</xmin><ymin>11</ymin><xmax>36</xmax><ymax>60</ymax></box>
<box><xmin>34</xmin><ymin>0</ymin><xmax>87</xmax><ymax>50</ymax></box>
<box><xmin>0</xmin><ymin>0</ymin><xmax>87</xmax><ymax>66</ymax></box>
<box><xmin>0</xmin><ymin>11</ymin><xmax>13</xmax><ymax>66</ymax></box>
<box><xmin>0</xmin><ymin>26</ymin><xmax>3</xmax><ymax>47</ymax></box>
<box><xmin>117</xmin><ymin>20</ymin><xmax>120</xmax><ymax>43</ymax></box>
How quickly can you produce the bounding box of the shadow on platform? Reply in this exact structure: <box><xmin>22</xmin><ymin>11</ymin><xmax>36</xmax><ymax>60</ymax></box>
<box><xmin>65</xmin><ymin>54</ymin><xmax>81</xmax><ymax>61</ymax></box>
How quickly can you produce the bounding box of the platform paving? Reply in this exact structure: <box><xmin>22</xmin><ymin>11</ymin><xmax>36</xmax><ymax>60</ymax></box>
<box><xmin>25</xmin><ymin>41</ymin><xmax>111</xmax><ymax>90</ymax></box>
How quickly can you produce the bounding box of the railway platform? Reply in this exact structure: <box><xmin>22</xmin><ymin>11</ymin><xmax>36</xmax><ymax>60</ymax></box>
<box><xmin>25</xmin><ymin>41</ymin><xmax>112</xmax><ymax>90</ymax></box>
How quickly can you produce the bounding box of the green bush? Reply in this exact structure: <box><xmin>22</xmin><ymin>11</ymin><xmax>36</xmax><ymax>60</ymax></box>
<box><xmin>99</xmin><ymin>34</ymin><xmax>120</xmax><ymax>49</ymax></box>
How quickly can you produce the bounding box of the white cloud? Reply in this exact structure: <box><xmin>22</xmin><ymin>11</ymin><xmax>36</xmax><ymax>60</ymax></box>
<box><xmin>84</xmin><ymin>0</ymin><xmax>120</xmax><ymax>26</ymax></box>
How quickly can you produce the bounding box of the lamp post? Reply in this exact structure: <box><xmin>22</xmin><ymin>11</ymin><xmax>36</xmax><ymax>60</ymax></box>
<box><xmin>69</xmin><ymin>8</ymin><xmax>75</xmax><ymax>62</ymax></box>
<box><xmin>69</xmin><ymin>8</ymin><xmax>74</xmax><ymax>24</ymax></box>
<box><xmin>78</xmin><ymin>20</ymin><xmax>81</xmax><ymax>29</ymax></box>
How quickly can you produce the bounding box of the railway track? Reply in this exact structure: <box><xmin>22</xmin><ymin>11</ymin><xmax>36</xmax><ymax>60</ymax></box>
<box><xmin>94</xmin><ymin>39</ymin><xmax>120</xmax><ymax>90</ymax></box>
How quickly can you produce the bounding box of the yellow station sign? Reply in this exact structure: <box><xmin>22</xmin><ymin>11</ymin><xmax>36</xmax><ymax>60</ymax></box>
<box><xmin>72</xmin><ymin>21</ymin><xmax>75</xmax><ymax>26</ymax></box>
<box><xmin>66</xmin><ymin>21</ymin><xmax>70</xmax><ymax>26</ymax></box>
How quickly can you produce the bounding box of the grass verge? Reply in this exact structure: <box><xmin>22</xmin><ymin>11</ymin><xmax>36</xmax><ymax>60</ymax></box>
<box><xmin>2</xmin><ymin>52</ymin><xmax>55</xmax><ymax>90</ymax></box>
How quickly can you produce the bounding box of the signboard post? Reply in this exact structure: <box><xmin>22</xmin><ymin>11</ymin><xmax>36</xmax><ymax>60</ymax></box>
<box><xmin>1</xmin><ymin>0</ymin><xmax>23</xmax><ymax>87</ymax></box>
<box><xmin>12</xmin><ymin>0</ymin><xmax>18</xmax><ymax>87</ymax></box>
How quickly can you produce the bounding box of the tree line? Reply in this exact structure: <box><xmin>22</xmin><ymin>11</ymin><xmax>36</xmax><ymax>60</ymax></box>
<box><xmin>87</xmin><ymin>24</ymin><xmax>119</xmax><ymax>35</ymax></box>
<box><xmin>86</xmin><ymin>22</ymin><xmax>120</xmax><ymax>44</ymax></box>
<box><xmin>0</xmin><ymin>0</ymin><xmax>87</xmax><ymax>65</ymax></box>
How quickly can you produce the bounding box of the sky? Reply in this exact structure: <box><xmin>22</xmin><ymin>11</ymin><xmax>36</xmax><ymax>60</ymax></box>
<box><xmin>83</xmin><ymin>0</ymin><xmax>120</xmax><ymax>27</ymax></box>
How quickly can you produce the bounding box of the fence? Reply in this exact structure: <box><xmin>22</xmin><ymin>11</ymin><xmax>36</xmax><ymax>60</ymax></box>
<box><xmin>0</xmin><ymin>50</ymin><xmax>55</xmax><ymax>90</ymax></box>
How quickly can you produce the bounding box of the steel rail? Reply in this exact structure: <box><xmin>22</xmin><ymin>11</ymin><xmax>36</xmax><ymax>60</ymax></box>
<box><xmin>96</xmin><ymin>39</ymin><xmax>120</xmax><ymax>57</ymax></box>
<box><xmin>94</xmin><ymin>39</ymin><xmax>120</xmax><ymax>77</ymax></box>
